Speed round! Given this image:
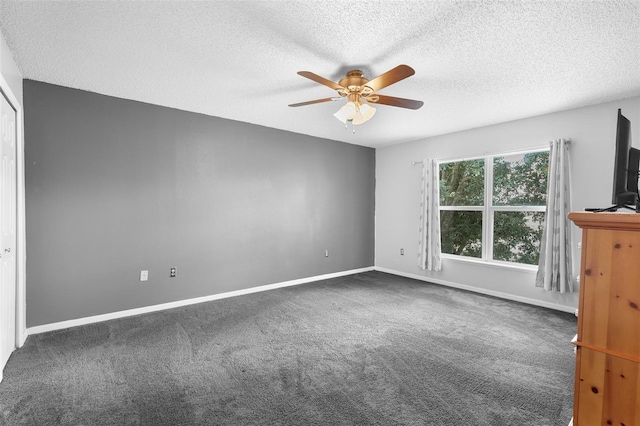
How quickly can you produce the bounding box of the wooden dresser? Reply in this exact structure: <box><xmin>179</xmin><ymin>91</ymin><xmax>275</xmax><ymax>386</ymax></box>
<box><xmin>568</xmin><ymin>212</ymin><xmax>640</xmax><ymax>425</ymax></box>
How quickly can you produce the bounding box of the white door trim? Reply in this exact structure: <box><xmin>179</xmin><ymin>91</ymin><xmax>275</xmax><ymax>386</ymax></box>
<box><xmin>0</xmin><ymin>73</ymin><xmax>26</xmax><ymax>349</ymax></box>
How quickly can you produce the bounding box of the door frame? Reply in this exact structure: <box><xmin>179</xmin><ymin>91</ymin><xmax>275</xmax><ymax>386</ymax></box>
<box><xmin>0</xmin><ymin>73</ymin><xmax>26</xmax><ymax>349</ymax></box>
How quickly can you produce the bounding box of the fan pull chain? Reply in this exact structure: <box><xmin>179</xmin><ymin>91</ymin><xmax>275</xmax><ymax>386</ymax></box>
<box><xmin>341</xmin><ymin>121</ymin><xmax>355</xmax><ymax>134</ymax></box>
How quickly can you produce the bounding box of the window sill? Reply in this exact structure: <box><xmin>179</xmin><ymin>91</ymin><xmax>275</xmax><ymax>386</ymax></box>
<box><xmin>441</xmin><ymin>254</ymin><xmax>538</xmax><ymax>273</ymax></box>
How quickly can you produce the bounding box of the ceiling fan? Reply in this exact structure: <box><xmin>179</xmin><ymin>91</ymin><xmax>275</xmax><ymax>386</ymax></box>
<box><xmin>289</xmin><ymin>65</ymin><xmax>424</xmax><ymax>126</ymax></box>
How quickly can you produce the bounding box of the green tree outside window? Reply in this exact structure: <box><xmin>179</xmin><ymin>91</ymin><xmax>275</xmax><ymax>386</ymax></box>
<box><xmin>439</xmin><ymin>150</ymin><xmax>549</xmax><ymax>266</ymax></box>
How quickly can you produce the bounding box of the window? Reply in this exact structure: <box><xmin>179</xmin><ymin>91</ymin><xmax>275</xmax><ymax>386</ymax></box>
<box><xmin>439</xmin><ymin>149</ymin><xmax>549</xmax><ymax>266</ymax></box>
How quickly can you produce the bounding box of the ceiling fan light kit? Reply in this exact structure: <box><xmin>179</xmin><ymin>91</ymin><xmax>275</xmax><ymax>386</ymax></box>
<box><xmin>353</xmin><ymin>103</ymin><xmax>376</xmax><ymax>125</ymax></box>
<box><xmin>289</xmin><ymin>65</ymin><xmax>423</xmax><ymax>129</ymax></box>
<box><xmin>333</xmin><ymin>101</ymin><xmax>377</xmax><ymax>126</ymax></box>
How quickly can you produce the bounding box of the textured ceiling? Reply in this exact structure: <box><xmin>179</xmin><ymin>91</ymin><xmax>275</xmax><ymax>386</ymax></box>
<box><xmin>1</xmin><ymin>0</ymin><xmax>639</xmax><ymax>148</ymax></box>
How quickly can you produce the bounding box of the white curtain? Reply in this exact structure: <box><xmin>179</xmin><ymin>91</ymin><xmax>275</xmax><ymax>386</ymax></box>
<box><xmin>418</xmin><ymin>158</ymin><xmax>442</xmax><ymax>271</ymax></box>
<box><xmin>536</xmin><ymin>139</ymin><xmax>573</xmax><ymax>293</ymax></box>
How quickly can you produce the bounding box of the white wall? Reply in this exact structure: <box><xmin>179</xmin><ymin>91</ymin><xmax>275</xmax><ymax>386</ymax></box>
<box><xmin>0</xmin><ymin>31</ymin><xmax>22</xmax><ymax>103</ymax></box>
<box><xmin>376</xmin><ymin>96</ymin><xmax>640</xmax><ymax>312</ymax></box>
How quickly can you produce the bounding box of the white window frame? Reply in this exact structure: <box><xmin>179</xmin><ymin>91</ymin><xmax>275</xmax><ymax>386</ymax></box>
<box><xmin>438</xmin><ymin>147</ymin><xmax>550</xmax><ymax>270</ymax></box>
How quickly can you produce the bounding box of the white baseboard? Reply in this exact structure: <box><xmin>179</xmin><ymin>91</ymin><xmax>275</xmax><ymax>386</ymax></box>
<box><xmin>27</xmin><ymin>267</ymin><xmax>375</xmax><ymax>336</ymax></box>
<box><xmin>375</xmin><ymin>266</ymin><xmax>576</xmax><ymax>314</ymax></box>
<box><xmin>26</xmin><ymin>265</ymin><xmax>574</xmax><ymax>337</ymax></box>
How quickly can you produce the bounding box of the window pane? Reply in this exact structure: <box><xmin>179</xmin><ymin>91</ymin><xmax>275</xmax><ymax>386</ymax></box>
<box><xmin>493</xmin><ymin>211</ymin><xmax>545</xmax><ymax>265</ymax></box>
<box><xmin>440</xmin><ymin>210</ymin><xmax>483</xmax><ymax>258</ymax></box>
<box><xmin>439</xmin><ymin>159</ymin><xmax>485</xmax><ymax>206</ymax></box>
<box><xmin>493</xmin><ymin>151</ymin><xmax>549</xmax><ymax>206</ymax></box>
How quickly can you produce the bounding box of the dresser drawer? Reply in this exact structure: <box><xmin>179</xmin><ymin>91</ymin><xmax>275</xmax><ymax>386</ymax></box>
<box><xmin>574</xmin><ymin>346</ymin><xmax>640</xmax><ymax>425</ymax></box>
<box><xmin>578</xmin><ymin>227</ymin><xmax>640</xmax><ymax>358</ymax></box>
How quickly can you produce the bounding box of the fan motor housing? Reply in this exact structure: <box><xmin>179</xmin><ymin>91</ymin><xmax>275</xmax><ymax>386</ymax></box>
<box><xmin>339</xmin><ymin>70</ymin><xmax>369</xmax><ymax>93</ymax></box>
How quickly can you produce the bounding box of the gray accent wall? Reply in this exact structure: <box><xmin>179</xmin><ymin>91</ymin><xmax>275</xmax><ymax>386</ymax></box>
<box><xmin>24</xmin><ymin>80</ymin><xmax>375</xmax><ymax>327</ymax></box>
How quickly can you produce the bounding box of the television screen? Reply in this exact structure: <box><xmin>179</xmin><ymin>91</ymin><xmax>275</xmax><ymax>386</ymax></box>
<box><xmin>611</xmin><ymin>108</ymin><xmax>638</xmax><ymax>209</ymax></box>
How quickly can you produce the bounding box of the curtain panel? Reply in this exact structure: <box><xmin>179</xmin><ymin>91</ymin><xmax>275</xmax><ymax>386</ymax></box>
<box><xmin>535</xmin><ymin>139</ymin><xmax>573</xmax><ymax>293</ymax></box>
<box><xmin>418</xmin><ymin>158</ymin><xmax>442</xmax><ymax>272</ymax></box>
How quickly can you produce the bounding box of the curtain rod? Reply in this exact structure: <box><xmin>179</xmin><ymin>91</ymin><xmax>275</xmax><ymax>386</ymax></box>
<box><xmin>410</xmin><ymin>139</ymin><xmax>571</xmax><ymax>166</ymax></box>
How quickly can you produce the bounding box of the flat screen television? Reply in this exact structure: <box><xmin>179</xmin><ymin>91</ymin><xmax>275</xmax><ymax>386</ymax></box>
<box><xmin>611</xmin><ymin>109</ymin><xmax>639</xmax><ymax>210</ymax></box>
<box><xmin>589</xmin><ymin>109</ymin><xmax>639</xmax><ymax>212</ymax></box>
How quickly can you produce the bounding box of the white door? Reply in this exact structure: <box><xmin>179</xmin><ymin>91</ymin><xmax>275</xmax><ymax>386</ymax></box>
<box><xmin>0</xmin><ymin>91</ymin><xmax>16</xmax><ymax>378</ymax></box>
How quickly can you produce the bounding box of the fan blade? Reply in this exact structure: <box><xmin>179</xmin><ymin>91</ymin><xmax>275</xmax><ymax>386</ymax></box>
<box><xmin>369</xmin><ymin>94</ymin><xmax>423</xmax><ymax>110</ymax></box>
<box><xmin>288</xmin><ymin>97</ymin><xmax>340</xmax><ymax>107</ymax></box>
<box><xmin>364</xmin><ymin>65</ymin><xmax>416</xmax><ymax>92</ymax></box>
<box><xmin>297</xmin><ymin>71</ymin><xmax>344</xmax><ymax>91</ymax></box>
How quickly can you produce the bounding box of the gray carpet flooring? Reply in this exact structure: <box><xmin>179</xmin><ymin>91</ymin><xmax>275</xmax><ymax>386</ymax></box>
<box><xmin>0</xmin><ymin>271</ymin><xmax>576</xmax><ymax>425</ymax></box>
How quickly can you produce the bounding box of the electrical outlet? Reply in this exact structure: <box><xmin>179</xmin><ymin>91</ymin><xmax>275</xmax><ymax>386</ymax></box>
<box><xmin>170</xmin><ymin>267</ymin><xmax>177</xmax><ymax>278</ymax></box>
<box><xmin>140</xmin><ymin>270</ymin><xmax>149</xmax><ymax>282</ymax></box>
<box><xmin>324</xmin><ymin>250</ymin><xmax>329</xmax><ymax>257</ymax></box>
<box><xmin>400</xmin><ymin>248</ymin><xmax>404</xmax><ymax>255</ymax></box>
